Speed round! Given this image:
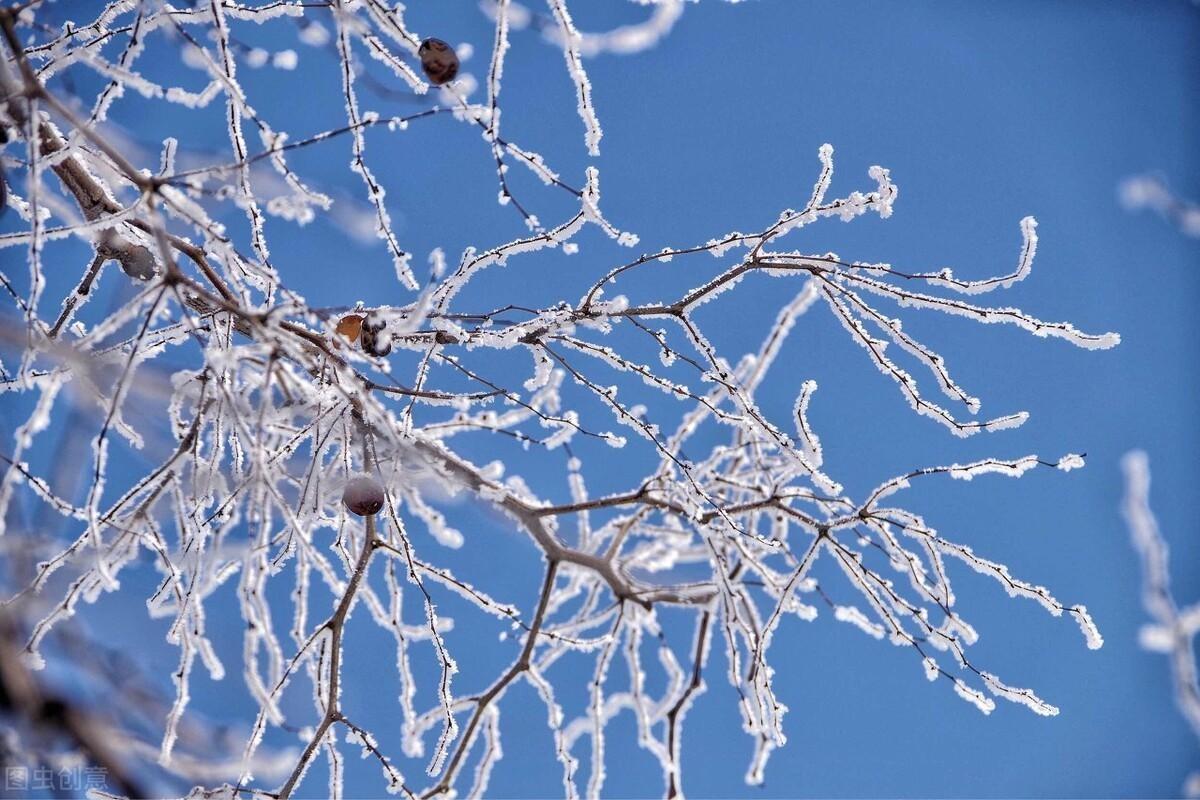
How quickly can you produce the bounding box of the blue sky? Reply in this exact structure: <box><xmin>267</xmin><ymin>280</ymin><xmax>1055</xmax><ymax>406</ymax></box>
<box><xmin>5</xmin><ymin>1</ymin><xmax>1200</xmax><ymax>797</ymax></box>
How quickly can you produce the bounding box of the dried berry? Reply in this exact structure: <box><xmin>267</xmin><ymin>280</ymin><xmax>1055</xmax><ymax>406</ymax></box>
<box><xmin>118</xmin><ymin>243</ymin><xmax>157</xmax><ymax>281</ymax></box>
<box><xmin>97</xmin><ymin>230</ymin><xmax>156</xmax><ymax>281</ymax></box>
<box><xmin>342</xmin><ymin>475</ymin><xmax>385</xmax><ymax>516</ymax></box>
<box><xmin>418</xmin><ymin>38</ymin><xmax>459</xmax><ymax>85</ymax></box>
<box><xmin>336</xmin><ymin>314</ymin><xmax>363</xmax><ymax>343</ymax></box>
<box><xmin>360</xmin><ymin>311</ymin><xmax>391</xmax><ymax>357</ymax></box>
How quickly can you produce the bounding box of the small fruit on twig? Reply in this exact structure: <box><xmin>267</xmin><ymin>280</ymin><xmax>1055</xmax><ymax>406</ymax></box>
<box><xmin>418</xmin><ymin>38</ymin><xmax>459</xmax><ymax>85</ymax></box>
<box><xmin>117</xmin><ymin>243</ymin><xmax>158</xmax><ymax>281</ymax></box>
<box><xmin>336</xmin><ymin>314</ymin><xmax>363</xmax><ymax>343</ymax></box>
<box><xmin>360</xmin><ymin>311</ymin><xmax>391</xmax><ymax>357</ymax></box>
<box><xmin>97</xmin><ymin>230</ymin><xmax>156</xmax><ymax>280</ymax></box>
<box><xmin>342</xmin><ymin>476</ymin><xmax>385</xmax><ymax>516</ymax></box>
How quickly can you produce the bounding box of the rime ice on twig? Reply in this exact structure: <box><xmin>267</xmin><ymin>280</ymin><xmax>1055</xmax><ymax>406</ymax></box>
<box><xmin>1121</xmin><ymin>174</ymin><xmax>1200</xmax><ymax>238</ymax></box>
<box><xmin>1121</xmin><ymin>452</ymin><xmax>1200</xmax><ymax>797</ymax></box>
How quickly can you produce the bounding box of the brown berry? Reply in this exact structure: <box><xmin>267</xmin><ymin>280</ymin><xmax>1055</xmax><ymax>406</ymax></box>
<box><xmin>418</xmin><ymin>38</ymin><xmax>459</xmax><ymax>85</ymax></box>
<box><xmin>336</xmin><ymin>314</ymin><xmax>363</xmax><ymax>343</ymax></box>
<box><xmin>342</xmin><ymin>476</ymin><xmax>385</xmax><ymax>516</ymax></box>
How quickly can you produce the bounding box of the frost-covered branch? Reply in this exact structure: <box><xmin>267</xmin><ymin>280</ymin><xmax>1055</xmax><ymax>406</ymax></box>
<box><xmin>0</xmin><ymin>2</ymin><xmax>1121</xmax><ymax>797</ymax></box>
<box><xmin>1121</xmin><ymin>451</ymin><xmax>1200</xmax><ymax>797</ymax></box>
<box><xmin>1121</xmin><ymin>173</ymin><xmax>1200</xmax><ymax>238</ymax></box>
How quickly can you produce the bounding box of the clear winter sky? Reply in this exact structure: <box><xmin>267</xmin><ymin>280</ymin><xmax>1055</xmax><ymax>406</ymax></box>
<box><xmin>10</xmin><ymin>1</ymin><xmax>1200</xmax><ymax>798</ymax></box>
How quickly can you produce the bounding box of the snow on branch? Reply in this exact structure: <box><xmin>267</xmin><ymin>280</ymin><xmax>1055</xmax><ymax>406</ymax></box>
<box><xmin>1121</xmin><ymin>451</ymin><xmax>1200</xmax><ymax>797</ymax></box>
<box><xmin>1121</xmin><ymin>173</ymin><xmax>1200</xmax><ymax>238</ymax></box>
